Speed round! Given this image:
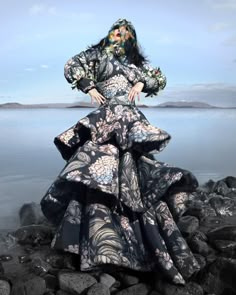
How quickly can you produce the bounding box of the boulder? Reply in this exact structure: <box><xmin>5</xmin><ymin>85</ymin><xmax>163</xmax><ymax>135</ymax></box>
<box><xmin>19</xmin><ymin>202</ymin><xmax>47</xmax><ymax>226</ymax></box>
<box><xmin>58</xmin><ymin>271</ymin><xmax>97</xmax><ymax>294</ymax></box>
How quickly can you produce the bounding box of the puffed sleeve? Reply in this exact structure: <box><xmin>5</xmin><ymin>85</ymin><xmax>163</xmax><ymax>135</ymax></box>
<box><xmin>139</xmin><ymin>63</ymin><xmax>167</xmax><ymax>97</ymax></box>
<box><xmin>64</xmin><ymin>47</ymin><xmax>98</xmax><ymax>93</ymax></box>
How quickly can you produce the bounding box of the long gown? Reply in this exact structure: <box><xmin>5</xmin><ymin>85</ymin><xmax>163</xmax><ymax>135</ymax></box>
<box><xmin>40</xmin><ymin>46</ymin><xmax>200</xmax><ymax>285</ymax></box>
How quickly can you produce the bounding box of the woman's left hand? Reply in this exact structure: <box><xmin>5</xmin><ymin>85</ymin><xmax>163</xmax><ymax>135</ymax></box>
<box><xmin>128</xmin><ymin>82</ymin><xmax>144</xmax><ymax>102</ymax></box>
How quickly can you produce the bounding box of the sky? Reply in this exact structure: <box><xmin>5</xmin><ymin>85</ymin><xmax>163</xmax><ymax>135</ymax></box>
<box><xmin>0</xmin><ymin>0</ymin><xmax>236</xmax><ymax>107</ymax></box>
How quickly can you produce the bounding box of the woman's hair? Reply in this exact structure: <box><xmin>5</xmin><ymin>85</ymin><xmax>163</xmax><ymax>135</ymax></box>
<box><xmin>89</xmin><ymin>35</ymin><xmax>148</xmax><ymax>67</ymax></box>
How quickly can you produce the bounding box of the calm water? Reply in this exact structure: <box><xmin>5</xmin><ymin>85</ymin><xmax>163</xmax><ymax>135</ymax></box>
<box><xmin>1</xmin><ymin>107</ymin><xmax>236</xmax><ymax>230</ymax></box>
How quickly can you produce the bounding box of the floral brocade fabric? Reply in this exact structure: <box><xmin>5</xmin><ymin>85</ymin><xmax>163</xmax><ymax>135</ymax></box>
<box><xmin>40</xmin><ymin>43</ymin><xmax>200</xmax><ymax>285</ymax></box>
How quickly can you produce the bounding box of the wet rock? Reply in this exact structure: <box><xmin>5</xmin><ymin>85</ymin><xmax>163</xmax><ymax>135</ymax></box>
<box><xmin>18</xmin><ymin>255</ymin><xmax>32</xmax><ymax>264</ymax></box>
<box><xmin>56</xmin><ymin>291</ymin><xmax>73</xmax><ymax>295</ymax></box>
<box><xmin>224</xmin><ymin>176</ymin><xmax>236</xmax><ymax>188</ymax></box>
<box><xmin>58</xmin><ymin>271</ymin><xmax>97</xmax><ymax>294</ymax></box>
<box><xmin>212</xmin><ymin>240</ymin><xmax>236</xmax><ymax>253</ymax></box>
<box><xmin>0</xmin><ymin>262</ymin><xmax>4</xmax><ymax>275</ymax></box>
<box><xmin>116</xmin><ymin>272</ymin><xmax>139</xmax><ymax>287</ymax></box>
<box><xmin>177</xmin><ymin>215</ymin><xmax>199</xmax><ymax>236</ymax></box>
<box><xmin>155</xmin><ymin>280</ymin><xmax>203</xmax><ymax>295</ymax></box>
<box><xmin>198</xmin><ymin>179</ymin><xmax>215</xmax><ymax>194</ymax></box>
<box><xmin>225</xmin><ymin>191</ymin><xmax>236</xmax><ymax>200</ymax></box>
<box><xmin>13</xmin><ymin>225</ymin><xmax>53</xmax><ymax>245</ymax></box>
<box><xmin>201</xmin><ymin>257</ymin><xmax>236</xmax><ymax>295</ymax></box>
<box><xmin>115</xmin><ymin>283</ymin><xmax>150</xmax><ymax>295</ymax></box>
<box><xmin>31</xmin><ymin>257</ymin><xmax>51</xmax><ymax>275</ymax></box>
<box><xmin>194</xmin><ymin>254</ymin><xmax>206</xmax><ymax>270</ymax></box>
<box><xmin>46</xmin><ymin>253</ymin><xmax>65</xmax><ymax>269</ymax></box>
<box><xmin>200</xmin><ymin>272</ymin><xmax>224</xmax><ymax>295</ymax></box>
<box><xmin>183</xmin><ymin>207</ymin><xmax>204</xmax><ymax>220</ymax></box>
<box><xmin>0</xmin><ymin>279</ymin><xmax>11</xmax><ymax>295</ymax></box>
<box><xmin>208</xmin><ymin>195</ymin><xmax>234</xmax><ymax>216</ymax></box>
<box><xmin>188</xmin><ymin>231</ymin><xmax>209</xmax><ymax>256</ymax></box>
<box><xmin>87</xmin><ymin>282</ymin><xmax>110</xmax><ymax>295</ymax></box>
<box><xmin>0</xmin><ymin>255</ymin><xmax>13</xmax><ymax>262</ymax></box>
<box><xmin>212</xmin><ymin>180</ymin><xmax>231</xmax><ymax>196</ymax></box>
<box><xmin>43</xmin><ymin>274</ymin><xmax>59</xmax><ymax>290</ymax></box>
<box><xmin>24</xmin><ymin>247</ymin><xmax>36</xmax><ymax>254</ymax></box>
<box><xmin>207</xmin><ymin>225</ymin><xmax>236</xmax><ymax>242</ymax></box>
<box><xmin>11</xmin><ymin>276</ymin><xmax>46</xmax><ymax>295</ymax></box>
<box><xmin>45</xmin><ymin>253</ymin><xmax>75</xmax><ymax>270</ymax></box>
<box><xmin>149</xmin><ymin>291</ymin><xmax>162</xmax><ymax>295</ymax></box>
<box><xmin>99</xmin><ymin>273</ymin><xmax>116</xmax><ymax>288</ymax></box>
<box><xmin>19</xmin><ymin>202</ymin><xmax>47</xmax><ymax>226</ymax></box>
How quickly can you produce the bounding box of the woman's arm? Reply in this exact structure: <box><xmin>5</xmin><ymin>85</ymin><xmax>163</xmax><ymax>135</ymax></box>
<box><xmin>139</xmin><ymin>62</ymin><xmax>167</xmax><ymax>97</ymax></box>
<box><xmin>64</xmin><ymin>47</ymin><xmax>98</xmax><ymax>93</ymax></box>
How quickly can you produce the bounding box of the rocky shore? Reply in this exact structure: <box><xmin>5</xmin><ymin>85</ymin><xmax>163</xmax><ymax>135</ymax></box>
<box><xmin>1</xmin><ymin>176</ymin><xmax>236</xmax><ymax>295</ymax></box>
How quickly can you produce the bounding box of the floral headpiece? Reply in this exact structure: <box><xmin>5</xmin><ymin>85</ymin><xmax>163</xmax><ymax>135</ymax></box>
<box><xmin>105</xmin><ymin>18</ymin><xmax>137</xmax><ymax>57</ymax></box>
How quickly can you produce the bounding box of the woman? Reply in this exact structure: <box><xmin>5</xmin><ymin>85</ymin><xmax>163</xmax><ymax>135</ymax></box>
<box><xmin>40</xmin><ymin>18</ymin><xmax>200</xmax><ymax>285</ymax></box>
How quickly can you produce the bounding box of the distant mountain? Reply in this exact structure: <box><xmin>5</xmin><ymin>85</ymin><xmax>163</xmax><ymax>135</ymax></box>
<box><xmin>0</xmin><ymin>102</ymin><xmax>149</xmax><ymax>108</ymax></box>
<box><xmin>0</xmin><ymin>102</ymin><xmax>94</xmax><ymax>109</ymax></box>
<box><xmin>0</xmin><ymin>101</ymin><xmax>235</xmax><ymax>109</ymax></box>
<box><xmin>155</xmin><ymin>101</ymin><xmax>218</xmax><ymax>108</ymax></box>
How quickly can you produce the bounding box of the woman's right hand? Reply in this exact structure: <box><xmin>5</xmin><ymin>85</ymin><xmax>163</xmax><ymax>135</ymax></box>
<box><xmin>88</xmin><ymin>88</ymin><xmax>106</xmax><ymax>105</ymax></box>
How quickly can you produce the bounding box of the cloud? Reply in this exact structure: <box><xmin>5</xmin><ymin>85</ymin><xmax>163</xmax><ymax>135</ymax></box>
<box><xmin>223</xmin><ymin>35</ymin><xmax>236</xmax><ymax>46</ymax></box>
<box><xmin>208</xmin><ymin>22</ymin><xmax>231</xmax><ymax>32</ymax></box>
<box><xmin>29</xmin><ymin>4</ymin><xmax>57</xmax><ymax>16</ymax></box>
<box><xmin>208</xmin><ymin>0</ymin><xmax>236</xmax><ymax>10</ymax></box>
<box><xmin>0</xmin><ymin>95</ymin><xmax>12</xmax><ymax>98</ymax></box>
<box><xmin>40</xmin><ymin>64</ymin><xmax>49</xmax><ymax>69</ymax></box>
<box><xmin>24</xmin><ymin>68</ymin><xmax>35</xmax><ymax>72</ymax></box>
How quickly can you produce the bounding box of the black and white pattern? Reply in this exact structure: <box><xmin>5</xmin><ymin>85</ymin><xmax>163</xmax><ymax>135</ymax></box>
<box><xmin>41</xmin><ymin>48</ymin><xmax>200</xmax><ymax>285</ymax></box>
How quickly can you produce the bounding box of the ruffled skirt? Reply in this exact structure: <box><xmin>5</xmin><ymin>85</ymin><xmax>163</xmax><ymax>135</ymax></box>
<box><xmin>40</xmin><ymin>104</ymin><xmax>200</xmax><ymax>284</ymax></box>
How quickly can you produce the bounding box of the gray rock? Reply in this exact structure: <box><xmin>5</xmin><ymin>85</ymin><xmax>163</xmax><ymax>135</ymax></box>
<box><xmin>149</xmin><ymin>291</ymin><xmax>162</xmax><ymax>295</ymax></box>
<box><xmin>87</xmin><ymin>282</ymin><xmax>110</xmax><ymax>295</ymax></box>
<box><xmin>116</xmin><ymin>272</ymin><xmax>139</xmax><ymax>287</ymax></box>
<box><xmin>56</xmin><ymin>291</ymin><xmax>72</xmax><ymax>295</ymax></box>
<box><xmin>224</xmin><ymin>176</ymin><xmax>236</xmax><ymax>188</ymax></box>
<box><xmin>0</xmin><ymin>255</ymin><xmax>13</xmax><ymax>262</ymax></box>
<box><xmin>99</xmin><ymin>273</ymin><xmax>116</xmax><ymax>288</ymax></box>
<box><xmin>188</xmin><ymin>231</ymin><xmax>209</xmax><ymax>256</ymax></box>
<box><xmin>46</xmin><ymin>253</ymin><xmax>65</xmax><ymax>269</ymax></box>
<box><xmin>31</xmin><ymin>257</ymin><xmax>51</xmax><ymax>275</ymax></box>
<box><xmin>194</xmin><ymin>254</ymin><xmax>206</xmax><ymax>270</ymax></box>
<box><xmin>177</xmin><ymin>215</ymin><xmax>199</xmax><ymax>236</ymax></box>
<box><xmin>58</xmin><ymin>271</ymin><xmax>97</xmax><ymax>294</ymax></box>
<box><xmin>225</xmin><ymin>191</ymin><xmax>236</xmax><ymax>200</ymax></box>
<box><xmin>201</xmin><ymin>272</ymin><xmax>224</xmax><ymax>295</ymax></box>
<box><xmin>44</xmin><ymin>274</ymin><xmax>58</xmax><ymax>290</ymax></box>
<box><xmin>212</xmin><ymin>240</ymin><xmax>236</xmax><ymax>253</ymax></box>
<box><xmin>213</xmin><ymin>180</ymin><xmax>231</xmax><ymax>196</ymax></box>
<box><xmin>155</xmin><ymin>280</ymin><xmax>203</xmax><ymax>295</ymax></box>
<box><xmin>11</xmin><ymin>276</ymin><xmax>46</xmax><ymax>295</ymax></box>
<box><xmin>198</xmin><ymin>179</ymin><xmax>215</xmax><ymax>194</ymax></box>
<box><xmin>0</xmin><ymin>280</ymin><xmax>11</xmax><ymax>295</ymax></box>
<box><xmin>19</xmin><ymin>202</ymin><xmax>47</xmax><ymax>226</ymax></box>
<box><xmin>0</xmin><ymin>262</ymin><xmax>4</xmax><ymax>275</ymax></box>
<box><xmin>209</xmin><ymin>195</ymin><xmax>234</xmax><ymax>216</ymax></box>
<box><xmin>201</xmin><ymin>257</ymin><xmax>236</xmax><ymax>294</ymax></box>
<box><xmin>115</xmin><ymin>283</ymin><xmax>150</xmax><ymax>295</ymax></box>
<box><xmin>13</xmin><ymin>225</ymin><xmax>53</xmax><ymax>245</ymax></box>
<box><xmin>46</xmin><ymin>253</ymin><xmax>75</xmax><ymax>270</ymax></box>
<box><xmin>56</xmin><ymin>290</ymin><xmax>71</xmax><ymax>295</ymax></box>
<box><xmin>207</xmin><ymin>225</ymin><xmax>236</xmax><ymax>241</ymax></box>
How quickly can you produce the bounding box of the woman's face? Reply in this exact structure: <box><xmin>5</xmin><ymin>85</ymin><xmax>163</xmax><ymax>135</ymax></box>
<box><xmin>111</xmin><ymin>25</ymin><xmax>134</xmax><ymax>42</ymax></box>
